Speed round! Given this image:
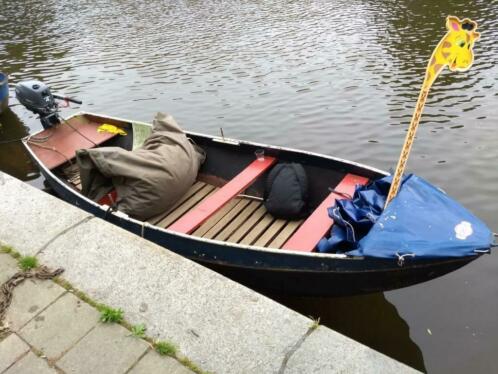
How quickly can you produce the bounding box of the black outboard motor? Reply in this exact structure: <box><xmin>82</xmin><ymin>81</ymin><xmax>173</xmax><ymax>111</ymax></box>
<box><xmin>15</xmin><ymin>80</ymin><xmax>82</xmax><ymax>129</ymax></box>
<box><xmin>16</xmin><ymin>80</ymin><xmax>60</xmax><ymax>129</ymax></box>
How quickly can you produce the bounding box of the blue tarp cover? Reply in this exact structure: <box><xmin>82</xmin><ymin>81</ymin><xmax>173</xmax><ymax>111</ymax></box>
<box><xmin>317</xmin><ymin>174</ymin><xmax>493</xmax><ymax>259</ymax></box>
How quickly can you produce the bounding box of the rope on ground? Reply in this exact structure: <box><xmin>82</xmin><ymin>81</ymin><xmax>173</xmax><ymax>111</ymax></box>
<box><xmin>0</xmin><ymin>266</ymin><xmax>64</xmax><ymax>339</ymax></box>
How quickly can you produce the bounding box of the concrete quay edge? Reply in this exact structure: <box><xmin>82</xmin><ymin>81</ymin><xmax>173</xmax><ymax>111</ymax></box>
<box><xmin>0</xmin><ymin>172</ymin><xmax>419</xmax><ymax>374</ymax></box>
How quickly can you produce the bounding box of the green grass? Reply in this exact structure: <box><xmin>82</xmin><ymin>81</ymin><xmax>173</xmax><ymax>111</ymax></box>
<box><xmin>177</xmin><ymin>356</ymin><xmax>208</xmax><ymax>374</ymax></box>
<box><xmin>309</xmin><ymin>316</ymin><xmax>320</xmax><ymax>331</ymax></box>
<box><xmin>130</xmin><ymin>323</ymin><xmax>146</xmax><ymax>338</ymax></box>
<box><xmin>18</xmin><ymin>256</ymin><xmax>38</xmax><ymax>271</ymax></box>
<box><xmin>1</xmin><ymin>245</ymin><xmax>20</xmax><ymax>259</ymax></box>
<box><xmin>154</xmin><ymin>340</ymin><xmax>177</xmax><ymax>356</ymax></box>
<box><xmin>54</xmin><ymin>278</ymin><xmax>101</xmax><ymax>309</ymax></box>
<box><xmin>99</xmin><ymin>306</ymin><xmax>124</xmax><ymax>323</ymax></box>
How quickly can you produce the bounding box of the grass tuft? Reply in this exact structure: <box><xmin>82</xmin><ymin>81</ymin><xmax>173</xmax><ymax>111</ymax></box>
<box><xmin>154</xmin><ymin>340</ymin><xmax>177</xmax><ymax>356</ymax></box>
<box><xmin>309</xmin><ymin>316</ymin><xmax>320</xmax><ymax>331</ymax></box>
<box><xmin>53</xmin><ymin>278</ymin><xmax>101</xmax><ymax>310</ymax></box>
<box><xmin>1</xmin><ymin>245</ymin><xmax>20</xmax><ymax>259</ymax></box>
<box><xmin>177</xmin><ymin>356</ymin><xmax>207</xmax><ymax>373</ymax></box>
<box><xmin>19</xmin><ymin>256</ymin><xmax>38</xmax><ymax>271</ymax></box>
<box><xmin>99</xmin><ymin>306</ymin><xmax>124</xmax><ymax>323</ymax></box>
<box><xmin>130</xmin><ymin>323</ymin><xmax>147</xmax><ymax>338</ymax></box>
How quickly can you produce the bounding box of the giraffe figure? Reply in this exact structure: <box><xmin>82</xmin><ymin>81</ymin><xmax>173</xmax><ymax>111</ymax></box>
<box><xmin>385</xmin><ymin>16</ymin><xmax>480</xmax><ymax>208</ymax></box>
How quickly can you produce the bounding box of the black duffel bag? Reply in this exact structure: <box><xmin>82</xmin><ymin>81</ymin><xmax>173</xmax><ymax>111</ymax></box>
<box><xmin>264</xmin><ymin>163</ymin><xmax>308</xmax><ymax>219</ymax></box>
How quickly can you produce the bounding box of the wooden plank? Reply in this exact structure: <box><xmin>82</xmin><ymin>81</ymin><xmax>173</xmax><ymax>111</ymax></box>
<box><xmin>239</xmin><ymin>214</ymin><xmax>275</xmax><ymax>245</ymax></box>
<box><xmin>201</xmin><ymin>199</ymin><xmax>253</xmax><ymax>239</ymax></box>
<box><xmin>28</xmin><ymin>117</ymin><xmax>119</xmax><ymax>170</ymax></box>
<box><xmin>68</xmin><ymin>177</ymin><xmax>80</xmax><ymax>187</ymax></box>
<box><xmin>282</xmin><ymin>173</ymin><xmax>369</xmax><ymax>252</ymax></box>
<box><xmin>67</xmin><ymin>172</ymin><xmax>80</xmax><ymax>181</ymax></box>
<box><xmin>159</xmin><ymin>185</ymin><xmax>216</xmax><ymax>228</ymax></box>
<box><xmin>64</xmin><ymin>163</ymin><xmax>80</xmax><ymax>175</ymax></box>
<box><xmin>167</xmin><ymin>157</ymin><xmax>277</xmax><ymax>234</ymax></box>
<box><xmin>225</xmin><ymin>204</ymin><xmax>267</xmax><ymax>243</ymax></box>
<box><xmin>268</xmin><ymin>220</ymin><xmax>303</xmax><ymax>249</ymax></box>
<box><xmin>147</xmin><ymin>181</ymin><xmax>206</xmax><ymax>225</ymax></box>
<box><xmin>214</xmin><ymin>200</ymin><xmax>262</xmax><ymax>242</ymax></box>
<box><xmin>192</xmin><ymin>198</ymin><xmax>243</xmax><ymax>237</ymax></box>
<box><xmin>253</xmin><ymin>218</ymin><xmax>288</xmax><ymax>247</ymax></box>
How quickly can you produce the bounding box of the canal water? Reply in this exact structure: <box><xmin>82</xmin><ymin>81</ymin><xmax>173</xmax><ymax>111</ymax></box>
<box><xmin>1</xmin><ymin>0</ymin><xmax>496</xmax><ymax>372</ymax></box>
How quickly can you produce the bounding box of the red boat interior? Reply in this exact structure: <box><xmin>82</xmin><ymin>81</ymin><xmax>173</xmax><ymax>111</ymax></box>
<box><xmin>28</xmin><ymin>114</ymin><xmax>370</xmax><ymax>252</ymax></box>
<box><xmin>27</xmin><ymin>116</ymin><xmax>120</xmax><ymax>170</ymax></box>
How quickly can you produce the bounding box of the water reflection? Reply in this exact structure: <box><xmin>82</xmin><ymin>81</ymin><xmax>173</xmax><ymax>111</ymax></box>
<box><xmin>0</xmin><ymin>107</ymin><xmax>39</xmax><ymax>181</ymax></box>
<box><xmin>0</xmin><ymin>0</ymin><xmax>71</xmax><ymax>87</ymax></box>
<box><xmin>275</xmin><ymin>292</ymin><xmax>426</xmax><ymax>372</ymax></box>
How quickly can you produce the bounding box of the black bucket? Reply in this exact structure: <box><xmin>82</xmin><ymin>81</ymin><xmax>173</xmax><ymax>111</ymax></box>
<box><xmin>0</xmin><ymin>72</ymin><xmax>8</xmax><ymax>114</ymax></box>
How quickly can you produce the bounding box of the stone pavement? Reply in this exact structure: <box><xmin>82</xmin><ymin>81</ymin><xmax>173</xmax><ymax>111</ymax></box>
<box><xmin>0</xmin><ymin>253</ymin><xmax>193</xmax><ymax>374</ymax></box>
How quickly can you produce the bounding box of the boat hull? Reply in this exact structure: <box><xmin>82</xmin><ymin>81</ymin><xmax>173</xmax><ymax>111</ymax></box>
<box><xmin>37</xmin><ymin>163</ymin><xmax>479</xmax><ymax>297</ymax></box>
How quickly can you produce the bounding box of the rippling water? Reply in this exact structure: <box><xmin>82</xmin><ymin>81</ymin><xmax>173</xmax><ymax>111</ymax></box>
<box><xmin>1</xmin><ymin>0</ymin><xmax>497</xmax><ymax>372</ymax></box>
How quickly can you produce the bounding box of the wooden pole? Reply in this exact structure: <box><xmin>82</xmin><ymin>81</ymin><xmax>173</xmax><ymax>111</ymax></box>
<box><xmin>384</xmin><ymin>88</ymin><xmax>429</xmax><ymax>207</ymax></box>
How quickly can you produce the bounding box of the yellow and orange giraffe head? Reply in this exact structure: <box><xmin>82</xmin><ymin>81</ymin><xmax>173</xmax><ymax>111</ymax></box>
<box><xmin>424</xmin><ymin>16</ymin><xmax>480</xmax><ymax>88</ymax></box>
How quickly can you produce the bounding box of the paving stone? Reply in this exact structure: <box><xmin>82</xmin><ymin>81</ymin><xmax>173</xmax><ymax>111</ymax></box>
<box><xmin>4</xmin><ymin>351</ymin><xmax>57</xmax><ymax>374</ymax></box>
<box><xmin>0</xmin><ymin>253</ymin><xmax>18</xmax><ymax>284</ymax></box>
<box><xmin>5</xmin><ymin>279</ymin><xmax>66</xmax><ymax>331</ymax></box>
<box><xmin>39</xmin><ymin>218</ymin><xmax>312</xmax><ymax>374</ymax></box>
<box><xmin>129</xmin><ymin>351</ymin><xmax>193</xmax><ymax>374</ymax></box>
<box><xmin>0</xmin><ymin>333</ymin><xmax>30</xmax><ymax>373</ymax></box>
<box><xmin>285</xmin><ymin>326</ymin><xmax>418</xmax><ymax>374</ymax></box>
<box><xmin>0</xmin><ymin>172</ymin><xmax>91</xmax><ymax>256</ymax></box>
<box><xmin>57</xmin><ymin>323</ymin><xmax>148</xmax><ymax>374</ymax></box>
<box><xmin>19</xmin><ymin>292</ymin><xmax>99</xmax><ymax>359</ymax></box>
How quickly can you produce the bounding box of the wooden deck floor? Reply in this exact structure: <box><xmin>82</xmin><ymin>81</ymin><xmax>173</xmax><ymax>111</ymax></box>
<box><xmin>147</xmin><ymin>181</ymin><xmax>303</xmax><ymax>248</ymax></box>
<box><xmin>64</xmin><ymin>170</ymin><xmax>303</xmax><ymax>249</ymax></box>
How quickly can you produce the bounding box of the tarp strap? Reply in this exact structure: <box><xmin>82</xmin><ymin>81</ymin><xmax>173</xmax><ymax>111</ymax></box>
<box><xmin>486</xmin><ymin>233</ymin><xmax>498</xmax><ymax>249</ymax></box>
<box><xmin>328</xmin><ymin>188</ymin><xmax>352</xmax><ymax>200</ymax></box>
<box><xmin>396</xmin><ymin>252</ymin><xmax>416</xmax><ymax>267</ymax></box>
<box><xmin>333</xmin><ymin>206</ymin><xmax>357</xmax><ymax>242</ymax></box>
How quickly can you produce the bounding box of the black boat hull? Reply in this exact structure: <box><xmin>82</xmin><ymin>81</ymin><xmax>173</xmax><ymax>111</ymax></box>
<box><xmin>38</xmin><ymin>164</ymin><xmax>479</xmax><ymax>297</ymax></box>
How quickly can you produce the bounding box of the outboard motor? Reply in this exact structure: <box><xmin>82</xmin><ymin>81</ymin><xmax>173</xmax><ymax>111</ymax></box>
<box><xmin>15</xmin><ymin>80</ymin><xmax>82</xmax><ymax>129</ymax></box>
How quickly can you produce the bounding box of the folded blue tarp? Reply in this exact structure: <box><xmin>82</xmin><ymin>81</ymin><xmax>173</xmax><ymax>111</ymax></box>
<box><xmin>317</xmin><ymin>174</ymin><xmax>493</xmax><ymax>259</ymax></box>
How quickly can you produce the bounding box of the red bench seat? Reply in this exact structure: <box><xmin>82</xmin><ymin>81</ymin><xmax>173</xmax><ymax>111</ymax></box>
<box><xmin>282</xmin><ymin>174</ymin><xmax>369</xmax><ymax>252</ymax></box>
<box><xmin>167</xmin><ymin>156</ymin><xmax>277</xmax><ymax>234</ymax></box>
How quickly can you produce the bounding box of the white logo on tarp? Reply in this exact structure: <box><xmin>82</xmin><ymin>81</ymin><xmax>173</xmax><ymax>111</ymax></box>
<box><xmin>455</xmin><ymin>221</ymin><xmax>473</xmax><ymax>240</ymax></box>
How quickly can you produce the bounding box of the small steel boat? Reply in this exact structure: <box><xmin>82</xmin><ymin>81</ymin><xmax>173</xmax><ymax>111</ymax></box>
<box><xmin>22</xmin><ymin>110</ymin><xmax>486</xmax><ymax>296</ymax></box>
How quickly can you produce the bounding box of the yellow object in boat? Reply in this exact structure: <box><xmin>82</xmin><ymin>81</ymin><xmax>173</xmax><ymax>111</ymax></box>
<box><xmin>97</xmin><ymin>123</ymin><xmax>127</xmax><ymax>136</ymax></box>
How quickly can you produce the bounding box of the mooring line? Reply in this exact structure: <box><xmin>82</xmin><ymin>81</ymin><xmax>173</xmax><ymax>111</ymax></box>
<box><xmin>0</xmin><ymin>266</ymin><xmax>64</xmax><ymax>339</ymax></box>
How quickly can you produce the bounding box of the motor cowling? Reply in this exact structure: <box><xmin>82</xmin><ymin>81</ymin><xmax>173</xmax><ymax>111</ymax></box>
<box><xmin>15</xmin><ymin>80</ymin><xmax>60</xmax><ymax>129</ymax></box>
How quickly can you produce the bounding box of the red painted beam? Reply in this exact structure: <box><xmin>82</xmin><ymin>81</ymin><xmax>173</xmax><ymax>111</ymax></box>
<box><xmin>282</xmin><ymin>173</ymin><xmax>369</xmax><ymax>252</ymax></box>
<box><xmin>167</xmin><ymin>156</ymin><xmax>277</xmax><ymax>234</ymax></box>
